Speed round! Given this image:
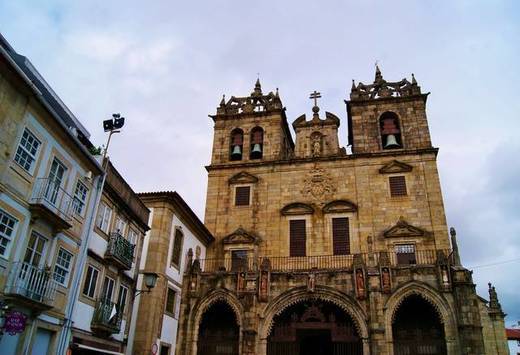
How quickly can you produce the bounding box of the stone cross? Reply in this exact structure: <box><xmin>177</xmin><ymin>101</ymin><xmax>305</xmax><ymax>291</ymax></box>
<box><xmin>309</xmin><ymin>91</ymin><xmax>321</xmax><ymax>107</ymax></box>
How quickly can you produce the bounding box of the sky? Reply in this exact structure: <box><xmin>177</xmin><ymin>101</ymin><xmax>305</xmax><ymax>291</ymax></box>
<box><xmin>1</xmin><ymin>0</ymin><xmax>519</xmax><ymax>326</ymax></box>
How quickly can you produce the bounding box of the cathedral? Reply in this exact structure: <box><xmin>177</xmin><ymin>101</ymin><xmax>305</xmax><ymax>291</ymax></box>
<box><xmin>174</xmin><ymin>68</ymin><xmax>508</xmax><ymax>355</ymax></box>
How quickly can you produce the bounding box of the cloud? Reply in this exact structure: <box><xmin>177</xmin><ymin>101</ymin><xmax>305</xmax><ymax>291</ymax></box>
<box><xmin>1</xmin><ymin>0</ymin><xmax>519</xmax><ymax>325</ymax></box>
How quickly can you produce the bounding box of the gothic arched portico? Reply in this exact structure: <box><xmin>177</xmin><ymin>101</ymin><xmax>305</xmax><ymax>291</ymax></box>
<box><xmin>188</xmin><ymin>289</ymin><xmax>244</xmax><ymax>355</ymax></box>
<box><xmin>383</xmin><ymin>282</ymin><xmax>460</xmax><ymax>355</ymax></box>
<box><xmin>259</xmin><ymin>286</ymin><xmax>370</xmax><ymax>355</ymax></box>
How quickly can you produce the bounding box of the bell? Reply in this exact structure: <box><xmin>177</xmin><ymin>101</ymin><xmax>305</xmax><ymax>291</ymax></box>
<box><xmin>231</xmin><ymin>145</ymin><xmax>242</xmax><ymax>157</ymax></box>
<box><xmin>384</xmin><ymin>134</ymin><xmax>400</xmax><ymax>148</ymax></box>
<box><xmin>252</xmin><ymin>143</ymin><xmax>262</xmax><ymax>154</ymax></box>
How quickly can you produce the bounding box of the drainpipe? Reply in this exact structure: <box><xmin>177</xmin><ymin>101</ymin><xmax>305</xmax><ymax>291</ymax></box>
<box><xmin>55</xmin><ymin>166</ymin><xmax>107</xmax><ymax>355</ymax></box>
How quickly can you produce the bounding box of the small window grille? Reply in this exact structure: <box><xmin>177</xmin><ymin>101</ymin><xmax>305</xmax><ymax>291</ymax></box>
<box><xmin>389</xmin><ymin>176</ymin><xmax>407</xmax><ymax>197</ymax></box>
<box><xmin>235</xmin><ymin>186</ymin><xmax>251</xmax><ymax>206</ymax></box>
<box><xmin>395</xmin><ymin>244</ymin><xmax>416</xmax><ymax>265</ymax></box>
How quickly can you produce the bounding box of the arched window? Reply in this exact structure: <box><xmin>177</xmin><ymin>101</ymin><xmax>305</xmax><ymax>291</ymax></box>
<box><xmin>230</xmin><ymin>128</ymin><xmax>244</xmax><ymax>161</ymax></box>
<box><xmin>250</xmin><ymin>127</ymin><xmax>264</xmax><ymax>159</ymax></box>
<box><xmin>379</xmin><ymin>112</ymin><xmax>402</xmax><ymax>149</ymax></box>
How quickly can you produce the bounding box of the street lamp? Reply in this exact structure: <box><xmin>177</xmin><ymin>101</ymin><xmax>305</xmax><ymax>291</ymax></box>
<box><xmin>135</xmin><ymin>272</ymin><xmax>159</xmax><ymax>297</ymax></box>
<box><xmin>102</xmin><ymin>113</ymin><xmax>125</xmax><ymax>160</ymax></box>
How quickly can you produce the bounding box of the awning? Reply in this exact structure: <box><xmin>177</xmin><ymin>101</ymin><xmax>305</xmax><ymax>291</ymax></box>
<box><xmin>74</xmin><ymin>344</ymin><xmax>124</xmax><ymax>355</ymax></box>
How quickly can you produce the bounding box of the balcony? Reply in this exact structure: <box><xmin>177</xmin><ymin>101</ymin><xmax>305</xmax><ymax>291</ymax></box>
<box><xmin>4</xmin><ymin>262</ymin><xmax>58</xmax><ymax>311</ymax></box>
<box><xmin>198</xmin><ymin>249</ymin><xmax>449</xmax><ymax>273</ymax></box>
<box><xmin>29</xmin><ymin>178</ymin><xmax>73</xmax><ymax>230</ymax></box>
<box><xmin>105</xmin><ymin>232</ymin><xmax>135</xmax><ymax>270</ymax></box>
<box><xmin>91</xmin><ymin>298</ymin><xmax>122</xmax><ymax>335</ymax></box>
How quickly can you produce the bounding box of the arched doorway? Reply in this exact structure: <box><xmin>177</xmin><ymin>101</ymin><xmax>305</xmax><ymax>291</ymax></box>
<box><xmin>197</xmin><ymin>301</ymin><xmax>239</xmax><ymax>355</ymax></box>
<box><xmin>392</xmin><ymin>295</ymin><xmax>447</xmax><ymax>355</ymax></box>
<box><xmin>267</xmin><ymin>300</ymin><xmax>362</xmax><ymax>355</ymax></box>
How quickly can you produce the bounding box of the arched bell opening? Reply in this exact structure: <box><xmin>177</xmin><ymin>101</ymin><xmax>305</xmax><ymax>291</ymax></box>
<box><xmin>197</xmin><ymin>301</ymin><xmax>239</xmax><ymax>355</ymax></box>
<box><xmin>392</xmin><ymin>294</ymin><xmax>447</xmax><ymax>355</ymax></box>
<box><xmin>379</xmin><ymin>112</ymin><xmax>402</xmax><ymax>150</ymax></box>
<box><xmin>250</xmin><ymin>126</ymin><xmax>264</xmax><ymax>159</ymax></box>
<box><xmin>267</xmin><ymin>300</ymin><xmax>362</xmax><ymax>355</ymax></box>
<box><xmin>230</xmin><ymin>128</ymin><xmax>244</xmax><ymax>161</ymax></box>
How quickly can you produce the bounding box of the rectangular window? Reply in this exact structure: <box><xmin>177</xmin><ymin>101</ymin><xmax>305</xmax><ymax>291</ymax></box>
<box><xmin>332</xmin><ymin>217</ymin><xmax>350</xmax><ymax>255</ymax></box>
<box><xmin>117</xmin><ymin>285</ymin><xmax>129</xmax><ymax>315</ymax></box>
<box><xmin>0</xmin><ymin>209</ymin><xmax>17</xmax><ymax>258</ymax></box>
<box><xmin>128</xmin><ymin>229</ymin><xmax>138</xmax><ymax>245</ymax></box>
<box><xmin>290</xmin><ymin>219</ymin><xmax>306</xmax><ymax>257</ymax></box>
<box><xmin>160</xmin><ymin>345</ymin><xmax>170</xmax><ymax>355</ymax></box>
<box><xmin>235</xmin><ymin>186</ymin><xmax>251</xmax><ymax>206</ymax></box>
<box><xmin>114</xmin><ymin>216</ymin><xmax>127</xmax><ymax>236</ymax></box>
<box><xmin>23</xmin><ymin>232</ymin><xmax>48</xmax><ymax>267</ymax></box>
<box><xmin>171</xmin><ymin>228</ymin><xmax>183</xmax><ymax>267</ymax></box>
<box><xmin>101</xmin><ymin>276</ymin><xmax>115</xmax><ymax>301</ymax></box>
<box><xmin>395</xmin><ymin>244</ymin><xmax>416</xmax><ymax>265</ymax></box>
<box><xmin>231</xmin><ymin>250</ymin><xmax>248</xmax><ymax>271</ymax></box>
<box><xmin>73</xmin><ymin>181</ymin><xmax>89</xmax><ymax>216</ymax></box>
<box><xmin>14</xmin><ymin>128</ymin><xmax>41</xmax><ymax>173</ymax></box>
<box><xmin>165</xmin><ymin>287</ymin><xmax>176</xmax><ymax>315</ymax></box>
<box><xmin>95</xmin><ymin>202</ymin><xmax>112</xmax><ymax>233</ymax></box>
<box><xmin>82</xmin><ymin>265</ymin><xmax>99</xmax><ymax>298</ymax></box>
<box><xmin>389</xmin><ymin>176</ymin><xmax>407</xmax><ymax>197</ymax></box>
<box><xmin>53</xmin><ymin>248</ymin><xmax>73</xmax><ymax>285</ymax></box>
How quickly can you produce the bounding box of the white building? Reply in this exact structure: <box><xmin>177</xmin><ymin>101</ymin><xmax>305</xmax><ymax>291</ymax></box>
<box><xmin>128</xmin><ymin>191</ymin><xmax>214</xmax><ymax>355</ymax></box>
<box><xmin>0</xmin><ymin>33</ymin><xmax>104</xmax><ymax>355</ymax></box>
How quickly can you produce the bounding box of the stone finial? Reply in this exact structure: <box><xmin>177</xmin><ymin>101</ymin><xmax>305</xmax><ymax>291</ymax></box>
<box><xmin>253</xmin><ymin>78</ymin><xmax>262</xmax><ymax>95</ymax></box>
<box><xmin>450</xmin><ymin>227</ymin><xmax>461</xmax><ymax>266</ymax></box>
<box><xmin>219</xmin><ymin>95</ymin><xmax>226</xmax><ymax>107</ymax></box>
<box><xmin>275</xmin><ymin>87</ymin><xmax>279</xmax><ymax>98</ymax></box>
<box><xmin>411</xmin><ymin>73</ymin><xmax>417</xmax><ymax>85</ymax></box>
<box><xmin>351</xmin><ymin>80</ymin><xmax>356</xmax><ymax>90</ymax></box>
<box><xmin>375</xmin><ymin>64</ymin><xmax>383</xmax><ymax>82</ymax></box>
<box><xmin>488</xmin><ymin>282</ymin><xmax>502</xmax><ymax>311</ymax></box>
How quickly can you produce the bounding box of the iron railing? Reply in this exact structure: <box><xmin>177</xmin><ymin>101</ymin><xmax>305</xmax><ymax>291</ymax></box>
<box><xmin>91</xmin><ymin>298</ymin><xmax>122</xmax><ymax>334</ymax></box>
<box><xmin>105</xmin><ymin>232</ymin><xmax>135</xmax><ymax>270</ymax></box>
<box><xmin>4</xmin><ymin>262</ymin><xmax>58</xmax><ymax>307</ymax></box>
<box><xmin>30</xmin><ymin>178</ymin><xmax>74</xmax><ymax>222</ymax></box>
<box><xmin>197</xmin><ymin>249</ymin><xmax>450</xmax><ymax>273</ymax></box>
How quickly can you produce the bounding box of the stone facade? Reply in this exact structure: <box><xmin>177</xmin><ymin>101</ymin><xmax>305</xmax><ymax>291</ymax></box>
<box><xmin>175</xmin><ymin>70</ymin><xmax>508</xmax><ymax>355</ymax></box>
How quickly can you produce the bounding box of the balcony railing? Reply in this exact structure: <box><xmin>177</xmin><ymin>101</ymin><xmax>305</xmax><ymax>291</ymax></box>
<box><xmin>105</xmin><ymin>232</ymin><xmax>135</xmax><ymax>270</ymax></box>
<box><xmin>29</xmin><ymin>178</ymin><xmax>74</xmax><ymax>229</ymax></box>
<box><xmin>91</xmin><ymin>298</ymin><xmax>122</xmax><ymax>334</ymax></box>
<box><xmin>4</xmin><ymin>262</ymin><xmax>58</xmax><ymax>309</ymax></box>
<box><xmin>197</xmin><ymin>249</ymin><xmax>450</xmax><ymax>273</ymax></box>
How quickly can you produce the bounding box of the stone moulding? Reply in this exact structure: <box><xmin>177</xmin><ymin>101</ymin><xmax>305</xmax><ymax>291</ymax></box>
<box><xmin>378</xmin><ymin>160</ymin><xmax>413</xmax><ymax>174</ymax></box>
<box><xmin>322</xmin><ymin>200</ymin><xmax>358</xmax><ymax>214</ymax></box>
<box><xmin>228</xmin><ymin>171</ymin><xmax>259</xmax><ymax>185</ymax></box>
<box><xmin>382</xmin><ymin>217</ymin><xmax>431</xmax><ymax>238</ymax></box>
<box><xmin>280</xmin><ymin>202</ymin><xmax>315</xmax><ymax>216</ymax></box>
<box><xmin>222</xmin><ymin>227</ymin><xmax>262</xmax><ymax>245</ymax></box>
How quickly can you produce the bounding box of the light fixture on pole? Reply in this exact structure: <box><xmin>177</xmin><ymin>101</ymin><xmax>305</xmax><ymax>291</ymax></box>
<box><xmin>134</xmin><ymin>272</ymin><xmax>159</xmax><ymax>297</ymax></box>
<box><xmin>102</xmin><ymin>113</ymin><xmax>125</xmax><ymax>160</ymax></box>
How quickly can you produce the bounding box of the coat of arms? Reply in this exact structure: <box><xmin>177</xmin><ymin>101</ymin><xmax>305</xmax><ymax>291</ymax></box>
<box><xmin>301</xmin><ymin>167</ymin><xmax>335</xmax><ymax>201</ymax></box>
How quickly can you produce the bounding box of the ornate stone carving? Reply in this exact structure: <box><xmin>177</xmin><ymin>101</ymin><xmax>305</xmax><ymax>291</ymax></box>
<box><xmin>222</xmin><ymin>228</ymin><xmax>261</xmax><ymax>245</ymax></box>
<box><xmin>280</xmin><ymin>202</ymin><xmax>315</xmax><ymax>216</ymax></box>
<box><xmin>228</xmin><ymin>171</ymin><xmax>259</xmax><ymax>185</ymax></box>
<box><xmin>381</xmin><ymin>267</ymin><xmax>391</xmax><ymax>294</ymax></box>
<box><xmin>301</xmin><ymin>167</ymin><xmax>336</xmax><ymax>201</ymax></box>
<box><xmin>350</xmin><ymin>66</ymin><xmax>422</xmax><ymax>101</ymax></box>
<box><xmin>354</xmin><ymin>268</ymin><xmax>366</xmax><ymax>300</ymax></box>
<box><xmin>307</xmin><ymin>270</ymin><xmax>316</xmax><ymax>293</ymax></box>
<box><xmin>383</xmin><ymin>217</ymin><xmax>431</xmax><ymax>238</ymax></box>
<box><xmin>322</xmin><ymin>200</ymin><xmax>358</xmax><ymax>214</ymax></box>
<box><xmin>379</xmin><ymin>160</ymin><xmax>413</xmax><ymax>174</ymax></box>
<box><xmin>258</xmin><ymin>258</ymin><xmax>271</xmax><ymax>302</ymax></box>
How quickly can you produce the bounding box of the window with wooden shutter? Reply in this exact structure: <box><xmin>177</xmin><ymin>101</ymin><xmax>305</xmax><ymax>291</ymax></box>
<box><xmin>389</xmin><ymin>176</ymin><xmax>407</xmax><ymax>197</ymax></box>
<box><xmin>395</xmin><ymin>244</ymin><xmax>416</xmax><ymax>265</ymax></box>
<box><xmin>290</xmin><ymin>219</ymin><xmax>306</xmax><ymax>257</ymax></box>
<box><xmin>235</xmin><ymin>186</ymin><xmax>251</xmax><ymax>206</ymax></box>
<box><xmin>171</xmin><ymin>229</ymin><xmax>183</xmax><ymax>267</ymax></box>
<box><xmin>332</xmin><ymin>217</ymin><xmax>350</xmax><ymax>255</ymax></box>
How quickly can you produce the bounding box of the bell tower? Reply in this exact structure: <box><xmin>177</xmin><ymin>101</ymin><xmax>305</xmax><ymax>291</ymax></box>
<box><xmin>347</xmin><ymin>66</ymin><xmax>433</xmax><ymax>154</ymax></box>
<box><xmin>208</xmin><ymin>79</ymin><xmax>294</xmax><ymax>166</ymax></box>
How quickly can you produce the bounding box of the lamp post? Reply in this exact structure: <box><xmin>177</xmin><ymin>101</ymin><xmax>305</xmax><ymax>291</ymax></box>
<box><xmin>102</xmin><ymin>113</ymin><xmax>125</xmax><ymax>160</ymax></box>
<box><xmin>134</xmin><ymin>272</ymin><xmax>159</xmax><ymax>297</ymax></box>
